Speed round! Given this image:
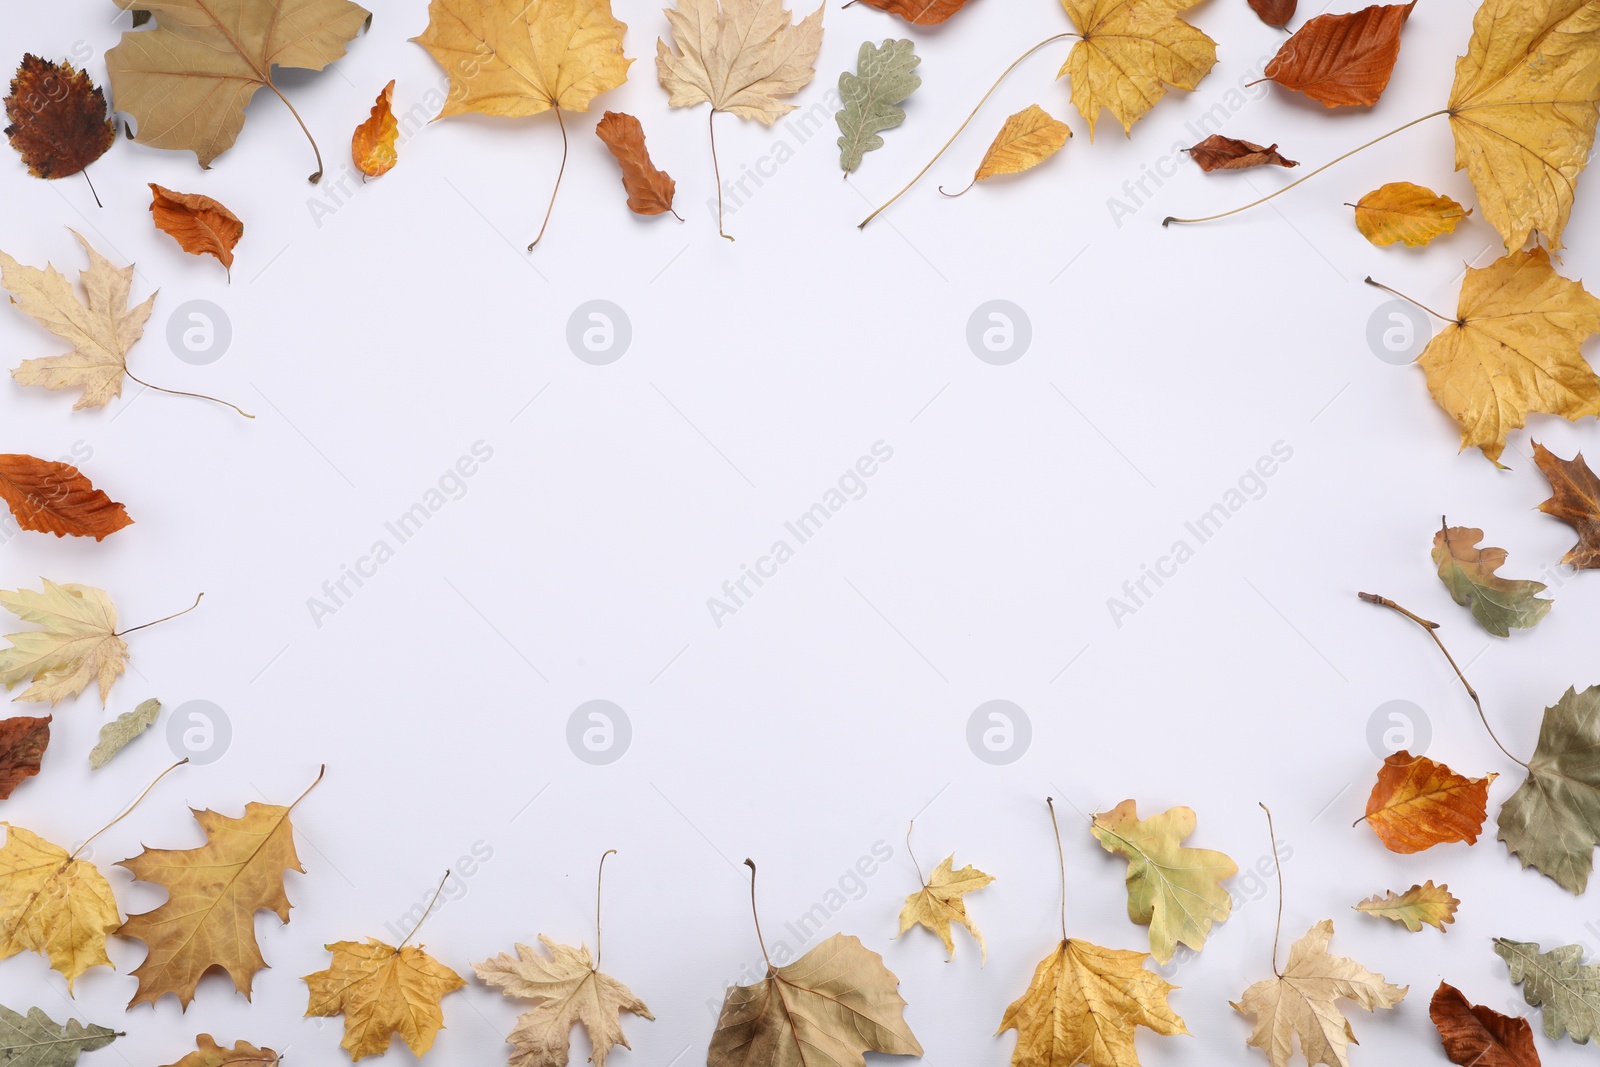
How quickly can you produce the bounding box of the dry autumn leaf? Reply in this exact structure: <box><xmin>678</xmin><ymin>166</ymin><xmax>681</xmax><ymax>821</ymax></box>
<box><xmin>1362</xmin><ymin>750</ymin><xmax>1495</xmax><ymax>854</ymax></box>
<box><xmin>851</xmin><ymin>0</ymin><xmax>973</xmax><ymax>24</ymax></box>
<box><xmin>0</xmin><ymin>823</ymin><xmax>119</xmax><ymax>990</ymax></box>
<box><xmin>0</xmin><ymin>455</ymin><xmax>132</xmax><ymax>541</ymax></box>
<box><xmin>896</xmin><ymin>848</ymin><xmax>993</xmax><ymax>961</ymax></box>
<box><xmin>595</xmin><ymin>112</ymin><xmax>680</xmax><ymax>218</ymax></box>
<box><xmin>149</xmin><ymin>184</ymin><xmax>243</xmax><ymax>277</ymax></box>
<box><xmin>0</xmin><ymin>715</ymin><xmax>50</xmax><ymax>799</ymax></box>
<box><xmin>1430</xmin><ymin>981</ymin><xmax>1539</xmax><ymax>1067</ymax></box>
<box><xmin>1533</xmin><ymin>441</ymin><xmax>1600</xmax><ymax>569</ymax></box>
<box><xmin>4</xmin><ymin>55</ymin><xmax>115</xmax><ymax>205</ymax></box>
<box><xmin>1352</xmin><ymin>182</ymin><xmax>1469</xmax><ymax>246</ymax></box>
<box><xmin>1090</xmin><ymin>800</ymin><xmax>1237</xmax><ymax>965</ymax></box>
<box><xmin>1354</xmin><ymin>881</ymin><xmax>1459</xmax><ymax>932</ymax></box>
<box><xmin>1261</xmin><ymin>2</ymin><xmax>1414</xmax><ymax>108</ymax></box>
<box><xmin>89</xmin><ymin>698</ymin><xmax>161</xmax><ymax>770</ymax></box>
<box><xmin>836</xmin><ymin>39</ymin><xmax>920</xmax><ymax>175</ymax></box>
<box><xmin>1432</xmin><ymin>524</ymin><xmax>1552</xmax><ymax>637</ymax></box>
<box><xmin>476</xmin><ymin>935</ymin><xmax>653</xmax><ymax>1067</ymax></box>
<box><xmin>0</xmin><ymin>582</ymin><xmax>158</xmax><ymax>707</ymax></box>
<box><xmin>118</xmin><ymin>768</ymin><xmax>321</xmax><ymax>1008</ymax></box>
<box><xmin>949</xmin><ymin>105</ymin><xmax>1070</xmax><ymax>194</ymax></box>
<box><xmin>106</xmin><ymin>0</ymin><xmax>372</xmax><ymax>180</ymax></box>
<box><xmin>0</xmin><ymin>1005</ymin><xmax>118</xmax><ymax>1067</ymax></box>
<box><xmin>1495</xmin><ymin>938</ymin><xmax>1600</xmax><ymax>1045</ymax></box>
<box><xmin>1060</xmin><ymin>0</ymin><xmax>1217</xmax><ymax>137</ymax></box>
<box><xmin>1249</xmin><ymin>0</ymin><xmax>1295</xmax><ymax>28</ymax></box>
<box><xmin>1449</xmin><ymin>0</ymin><xmax>1600</xmax><ymax>253</ymax></box>
<box><xmin>161</xmin><ymin>1035</ymin><xmax>281</xmax><ymax>1067</ymax></box>
<box><xmin>305</xmin><ymin>938</ymin><xmax>465</xmax><ymax>1060</ymax></box>
<box><xmin>351</xmin><ymin>80</ymin><xmax>397</xmax><ymax>178</ymax></box>
<box><xmin>1498</xmin><ymin>685</ymin><xmax>1600</xmax><ymax>894</ymax></box>
<box><xmin>1186</xmin><ymin>135</ymin><xmax>1297</xmax><ymax>171</ymax></box>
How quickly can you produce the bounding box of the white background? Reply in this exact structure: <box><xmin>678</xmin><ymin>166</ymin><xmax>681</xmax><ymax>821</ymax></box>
<box><xmin>3</xmin><ymin>0</ymin><xmax>1600</xmax><ymax>1064</ymax></box>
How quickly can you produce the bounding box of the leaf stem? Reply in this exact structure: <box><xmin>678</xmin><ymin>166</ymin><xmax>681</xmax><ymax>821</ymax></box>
<box><xmin>1363</xmin><ymin>277</ymin><xmax>1457</xmax><ymax>324</ymax></box>
<box><xmin>264</xmin><ymin>81</ymin><xmax>325</xmax><ymax>184</ymax></box>
<box><xmin>116</xmin><ymin>592</ymin><xmax>204</xmax><ymax>637</ymax></box>
<box><xmin>289</xmin><ymin>764</ymin><xmax>328</xmax><ymax>811</ymax></box>
<box><xmin>528</xmin><ymin>109</ymin><xmax>569</xmax><ymax>250</ymax></box>
<box><xmin>1162</xmin><ymin>110</ymin><xmax>1449</xmax><ymax>227</ymax></box>
<box><xmin>399</xmin><ymin>870</ymin><xmax>452</xmax><ymax>949</ymax></box>
<box><xmin>1357</xmin><ymin>591</ymin><xmax>1531</xmax><ymax>769</ymax></box>
<box><xmin>124</xmin><ymin>368</ymin><xmax>255</xmax><ymax>419</ymax></box>
<box><xmin>1046</xmin><ymin>797</ymin><xmax>1067</xmax><ymax>941</ymax></box>
<box><xmin>859</xmin><ymin>32</ymin><xmax>1074</xmax><ymax>229</ymax></box>
<box><xmin>82</xmin><ymin>168</ymin><xmax>102</xmax><ymax>209</ymax></box>
<box><xmin>595</xmin><ymin>848</ymin><xmax>617</xmax><ymax>969</ymax></box>
<box><xmin>710</xmin><ymin>110</ymin><xmax>734</xmax><ymax>241</ymax></box>
<box><xmin>1260</xmin><ymin>802</ymin><xmax>1283</xmax><ymax>979</ymax></box>
<box><xmin>938</xmin><ymin>175</ymin><xmax>977</xmax><ymax>198</ymax></box>
<box><xmin>744</xmin><ymin>858</ymin><xmax>771</xmax><ymax>968</ymax></box>
<box><xmin>73</xmin><ymin>757</ymin><xmax>188</xmax><ymax>860</ymax></box>
<box><xmin>905</xmin><ymin>820</ymin><xmax>924</xmax><ymax>885</ymax></box>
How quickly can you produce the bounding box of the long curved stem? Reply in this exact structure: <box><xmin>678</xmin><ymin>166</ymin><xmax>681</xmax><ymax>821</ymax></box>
<box><xmin>1364</xmin><ymin>277</ymin><xmax>1456</xmax><ymax>324</ymax></box>
<box><xmin>1046</xmin><ymin>797</ymin><xmax>1067</xmax><ymax>941</ymax></box>
<box><xmin>266</xmin><ymin>82</ymin><xmax>325</xmax><ymax>184</ymax></box>
<box><xmin>528</xmin><ymin>109</ymin><xmax>569</xmax><ymax>250</ymax></box>
<box><xmin>1163</xmin><ymin>110</ymin><xmax>1449</xmax><ymax>227</ymax></box>
<box><xmin>859</xmin><ymin>33</ymin><xmax>1074</xmax><ymax>229</ymax></box>
<box><xmin>73</xmin><ymin>758</ymin><xmax>188</xmax><ymax>860</ymax></box>
<box><xmin>905</xmin><ymin>821</ymin><xmax>924</xmax><ymax>885</ymax></box>
<box><xmin>1260</xmin><ymin>803</ymin><xmax>1283</xmax><ymax>978</ymax></box>
<box><xmin>117</xmin><ymin>592</ymin><xmax>204</xmax><ymax>637</ymax></box>
<box><xmin>710</xmin><ymin>110</ymin><xmax>734</xmax><ymax>242</ymax></box>
<box><xmin>744</xmin><ymin>859</ymin><xmax>771</xmax><ymax>968</ymax></box>
<box><xmin>595</xmin><ymin>848</ymin><xmax>617</xmax><ymax>969</ymax></box>
<box><xmin>399</xmin><ymin>871</ymin><xmax>452</xmax><ymax>949</ymax></box>
<box><xmin>125</xmin><ymin>368</ymin><xmax>254</xmax><ymax>419</ymax></box>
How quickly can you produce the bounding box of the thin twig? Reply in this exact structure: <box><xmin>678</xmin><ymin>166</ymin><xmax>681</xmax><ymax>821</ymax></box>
<box><xmin>73</xmin><ymin>758</ymin><xmax>188</xmax><ymax>860</ymax></box>
<box><xmin>745</xmin><ymin>858</ymin><xmax>771</xmax><ymax>968</ymax></box>
<box><xmin>1046</xmin><ymin>797</ymin><xmax>1067</xmax><ymax>941</ymax></box>
<box><xmin>1364</xmin><ymin>277</ymin><xmax>1457</xmax><ymax>324</ymax></box>
<box><xmin>116</xmin><ymin>592</ymin><xmax>204</xmax><ymax>637</ymax></box>
<box><xmin>596</xmin><ymin>848</ymin><xmax>617</xmax><ymax>969</ymax></box>
<box><xmin>905</xmin><ymin>821</ymin><xmax>924</xmax><ymax>885</ymax></box>
<box><xmin>528</xmin><ymin>109</ymin><xmax>568</xmax><ymax>250</ymax></box>
<box><xmin>710</xmin><ymin>110</ymin><xmax>734</xmax><ymax>241</ymax></box>
<box><xmin>125</xmin><ymin>368</ymin><xmax>254</xmax><ymax>418</ymax></box>
<box><xmin>1260</xmin><ymin>803</ymin><xmax>1284</xmax><ymax>978</ymax></box>
<box><xmin>399</xmin><ymin>871</ymin><xmax>452</xmax><ymax>949</ymax></box>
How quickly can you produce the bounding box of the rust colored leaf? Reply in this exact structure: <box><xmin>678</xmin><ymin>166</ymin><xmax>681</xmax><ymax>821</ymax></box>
<box><xmin>595</xmin><ymin>112</ymin><xmax>681</xmax><ymax>219</ymax></box>
<box><xmin>0</xmin><ymin>715</ymin><xmax>50</xmax><ymax>799</ymax></box>
<box><xmin>0</xmin><ymin>455</ymin><xmax>132</xmax><ymax>541</ymax></box>
<box><xmin>852</xmin><ymin>0</ymin><xmax>974</xmax><ymax>25</ymax></box>
<box><xmin>1363</xmin><ymin>750</ymin><xmax>1495</xmax><ymax>854</ymax></box>
<box><xmin>4</xmin><ymin>55</ymin><xmax>115</xmax><ymax>181</ymax></box>
<box><xmin>1187</xmin><ymin>135</ymin><xmax>1298</xmax><ymax>171</ymax></box>
<box><xmin>352</xmin><ymin>79</ymin><xmax>398</xmax><ymax>178</ymax></box>
<box><xmin>149</xmin><ymin>184</ymin><xmax>243</xmax><ymax>277</ymax></box>
<box><xmin>1263</xmin><ymin>2</ymin><xmax>1415</xmax><ymax>107</ymax></box>
<box><xmin>1250</xmin><ymin>0</ymin><xmax>1296</xmax><ymax>28</ymax></box>
<box><xmin>1430</xmin><ymin>982</ymin><xmax>1540</xmax><ymax>1067</ymax></box>
<box><xmin>1534</xmin><ymin>442</ymin><xmax>1600</xmax><ymax>570</ymax></box>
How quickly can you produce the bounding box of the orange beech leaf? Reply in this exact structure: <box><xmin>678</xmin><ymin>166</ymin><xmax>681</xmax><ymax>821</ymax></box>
<box><xmin>1363</xmin><ymin>751</ymin><xmax>1495</xmax><ymax>853</ymax></box>
<box><xmin>852</xmin><ymin>0</ymin><xmax>974</xmax><ymax>25</ymax></box>
<box><xmin>1186</xmin><ymin>135</ymin><xmax>1297</xmax><ymax>171</ymax></box>
<box><xmin>1263</xmin><ymin>1</ymin><xmax>1415</xmax><ymax>107</ymax></box>
<box><xmin>352</xmin><ymin>79</ymin><xmax>398</xmax><ymax>178</ymax></box>
<box><xmin>595</xmin><ymin>111</ymin><xmax>681</xmax><ymax>219</ymax></box>
<box><xmin>0</xmin><ymin>714</ymin><xmax>51</xmax><ymax>799</ymax></box>
<box><xmin>1249</xmin><ymin>0</ymin><xmax>1296</xmax><ymax>28</ymax></box>
<box><xmin>149</xmin><ymin>184</ymin><xmax>243</xmax><ymax>277</ymax></box>
<box><xmin>0</xmin><ymin>454</ymin><xmax>133</xmax><ymax>541</ymax></box>
<box><xmin>1430</xmin><ymin>982</ymin><xmax>1540</xmax><ymax>1067</ymax></box>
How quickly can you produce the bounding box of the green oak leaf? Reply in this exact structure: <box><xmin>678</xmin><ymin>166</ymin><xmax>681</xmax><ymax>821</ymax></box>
<box><xmin>836</xmin><ymin>39</ymin><xmax>921</xmax><ymax>174</ymax></box>
<box><xmin>88</xmin><ymin>697</ymin><xmax>160</xmax><ymax>770</ymax></box>
<box><xmin>1495</xmin><ymin>937</ymin><xmax>1600</xmax><ymax>1043</ymax></box>
<box><xmin>0</xmin><ymin>1004</ymin><xmax>118</xmax><ymax>1067</ymax></box>
<box><xmin>1498</xmin><ymin>685</ymin><xmax>1600</xmax><ymax>893</ymax></box>
<box><xmin>1432</xmin><ymin>524</ymin><xmax>1551</xmax><ymax>637</ymax></box>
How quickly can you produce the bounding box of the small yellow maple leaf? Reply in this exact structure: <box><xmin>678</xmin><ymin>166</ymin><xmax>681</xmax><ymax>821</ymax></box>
<box><xmin>896</xmin><ymin>854</ymin><xmax>994</xmax><ymax>961</ymax></box>
<box><xmin>0</xmin><ymin>581</ymin><xmax>127</xmax><ymax>707</ymax></box>
<box><xmin>1059</xmin><ymin>0</ymin><xmax>1218</xmax><ymax>138</ymax></box>
<box><xmin>0</xmin><ymin>823</ymin><xmax>119</xmax><ymax>991</ymax></box>
<box><xmin>1354</xmin><ymin>881</ymin><xmax>1459</xmax><ymax>932</ymax></box>
<box><xmin>475</xmin><ymin>935</ymin><xmax>653</xmax><ymax>1067</ymax></box>
<box><xmin>305</xmin><ymin>938</ymin><xmax>466</xmax><ymax>1060</ymax></box>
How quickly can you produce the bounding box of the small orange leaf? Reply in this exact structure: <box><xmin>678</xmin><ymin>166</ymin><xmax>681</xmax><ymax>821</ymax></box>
<box><xmin>1363</xmin><ymin>750</ymin><xmax>1496</xmax><ymax>853</ymax></box>
<box><xmin>1263</xmin><ymin>1</ymin><xmax>1416</xmax><ymax>107</ymax></box>
<box><xmin>595</xmin><ymin>111</ymin><xmax>680</xmax><ymax>219</ymax></box>
<box><xmin>148</xmin><ymin>184</ymin><xmax>243</xmax><ymax>276</ymax></box>
<box><xmin>352</xmin><ymin>79</ymin><xmax>399</xmax><ymax>178</ymax></box>
<box><xmin>0</xmin><ymin>454</ymin><xmax>133</xmax><ymax>540</ymax></box>
<box><xmin>853</xmin><ymin>0</ymin><xmax>975</xmax><ymax>24</ymax></box>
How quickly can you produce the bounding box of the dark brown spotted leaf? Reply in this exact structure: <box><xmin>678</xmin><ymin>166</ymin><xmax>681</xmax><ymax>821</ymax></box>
<box><xmin>1187</xmin><ymin>135</ymin><xmax>1298</xmax><ymax>171</ymax></box>
<box><xmin>3</xmin><ymin>55</ymin><xmax>115</xmax><ymax>180</ymax></box>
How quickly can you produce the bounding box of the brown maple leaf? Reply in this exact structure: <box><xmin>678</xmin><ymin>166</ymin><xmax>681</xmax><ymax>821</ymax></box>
<box><xmin>149</xmin><ymin>185</ymin><xmax>243</xmax><ymax>277</ymax></box>
<box><xmin>0</xmin><ymin>454</ymin><xmax>133</xmax><ymax>540</ymax></box>
<box><xmin>0</xmin><ymin>715</ymin><xmax>50</xmax><ymax>799</ymax></box>
<box><xmin>1187</xmin><ymin>135</ymin><xmax>1297</xmax><ymax>171</ymax></box>
<box><xmin>595</xmin><ymin>112</ymin><xmax>681</xmax><ymax>219</ymax></box>
<box><xmin>1262</xmin><ymin>2</ymin><xmax>1415</xmax><ymax>107</ymax></box>
<box><xmin>1534</xmin><ymin>441</ymin><xmax>1600</xmax><ymax>569</ymax></box>
<box><xmin>4</xmin><ymin>55</ymin><xmax>115</xmax><ymax>204</ymax></box>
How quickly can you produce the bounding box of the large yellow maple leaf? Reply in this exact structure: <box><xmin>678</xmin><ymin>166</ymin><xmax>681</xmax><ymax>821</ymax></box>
<box><xmin>304</xmin><ymin>938</ymin><xmax>465</xmax><ymax>1060</ymax></box>
<box><xmin>1059</xmin><ymin>0</ymin><xmax>1218</xmax><ymax>138</ymax></box>
<box><xmin>0</xmin><ymin>823</ymin><xmax>119</xmax><ymax>990</ymax></box>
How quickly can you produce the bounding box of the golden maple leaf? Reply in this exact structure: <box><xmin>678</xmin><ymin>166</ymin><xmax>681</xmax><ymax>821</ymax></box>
<box><xmin>0</xmin><ymin>581</ymin><xmax>127</xmax><ymax>707</ymax></box>
<box><xmin>475</xmin><ymin>935</ymin><xmax>653</xmax><ymax>1067</ymax></box>
<box><xmin>1448</xmin><ymin>0</ymin><xmax>1600</xmax><ymax>253</ymax></box>
<box><xmin>304</xmin><ymin>938</ymin><xmax>466</xmax><ymax>1060</ymax></box>
<box><xmin>0</xmin><ymin>823</ymin><xmax>119</xmax><ymax>990</ymax></box>
<box><xmin>1413</xmin><ymin>247</ymin><xmax>1600</xmax><ymax>466</ymax></box>
<box><xmin>1354</xmin><ymin>881</ymin><xmax>1459</xmax><ymax>932</ymax></box>
<box><xmin>896</xmin><ymin>854</ymin><xmax>994</xmax><ymax>961</ymax></box>
<box><xmin>1059</xmin><ymin>0</ymin><xmax>1218</xmax><ymax>138</ymax></box>
<box><xmin>999</xmin><ymin>938</ymin><xmax>1186</xmax><ymax>1067</ymax></box>
<box><xmin>1233</xmin><ymin>920</ymin><xmax>1406</xmax><ymax>1067</ymax></box>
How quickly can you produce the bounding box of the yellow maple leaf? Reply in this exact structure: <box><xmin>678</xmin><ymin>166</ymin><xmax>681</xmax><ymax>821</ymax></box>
<box><xmin>1411</xmin><ymin>247</ymin><xmax>1600</xmax><ymax>466</ymax></box>
<box><xmin>1353</xmin><ymin>881</ymin><xmax>1458</xmax><ymax>932</ymax></box>
<box><xmin>1352</xmin><ymin>182</ymin><xmax>1470</xmax><ymax>247</ymax></box>
<box><xmin>999</xmin><ymin>938</ymin><xmax>1186</xmax><ymax>1067</ymax></box>
<box><xmin>0</xmin><ymin>581</ymin><xmax>127</xmax><ymax>707</ymax></box>
<box><xmin>1059</xmin><ymin>0</ymin><xmax>1218</xmax><ymax>138</ymax></box>
<box><xmin>475</xmin><ymin>935</ymin><xmax>653</xmax><ymax>1067</ymax></box>
<box><xmin>896</xmin><ymin>854</ymin><xmax>994</xmax><ymax>961</ymax></box>
<box><xmin>1448</xmin><ymin>0</ymin><xmax>1600</xmax><ymax>253</ymax></box>
<box><xmin>0</xmin><ymin>823</ymin><xmax>119</xmax><ymax>991</ymax></box>
<box><xmin>305</xmin><ymin>938</ymin><xmax>466</xmax><ymax>1060</ymax></box>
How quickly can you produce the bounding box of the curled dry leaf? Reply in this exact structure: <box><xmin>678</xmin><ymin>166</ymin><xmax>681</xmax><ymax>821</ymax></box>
<box><xmin>958</xmin><ymin>105</ymin><xmax>1070</xmax><ymax>192</ymax></box>
<box><xmin>1498</xmin><ymin>685</ymin><xmax>1600</xmax><ymax>894</ymax></box>
<box><xmin>3</xmin><ymin>55</ymin><xmax>115</xmax><ymax>183</ymax></box>
<box><xmin>475</xmin><ymin>935</ymin><xmax>653</xmax><ymax>1067</ymax></box>
<box><xmin>1429</xmin><ymin>981</ymin><xmax>1540</xmax><ymax>1067</ymax></box>
<box><xmin>351</xmin><ymin>80</ymin><xmax>398</xmax><ymax>178</ymax></box>
<box><xmin>1363</xmin><ymin>751</ymin><xmax>1495</xmax><ymax>854</ymax></box>
<box><xmin>896</xmin><ymin>854</ymin><xmax>993</xmax><ymax>961</ymax></box>
<box><xmin>162</xmin><ymin>1035</ymin><xmax>280</xmax><ymax>1067</ymax></box>
<box><xmin>304</xmin><ymin>938</ymin><xmax>465</xmax><ymax>1060</ymax></box>
<box><xmin>0</xmin><ymin>1004</ymin><xmax>117</xmax><ymax>1067</ymax></box>
<box><xmin>1432</xmin><ymin>525</ymin><xmax>1552</xmax><ymax>637</ymax></box>
<box><xmin>1353</xmin><ymin>182</ymin><xmax>1469</xmax><ymax>247</ymax></box>
<box><xmin>0</xmin><ymin>582</ymin><xmax>129</xmax><ymax>707</ymax></box>
<box><xmin>1186</xmin><ymin>135</ymin><xmax>1297</xmax><ymax>171</ymax></box>
<box><xmin>1495</xmin><ymin>938</ymin><xmax>1600</xmax><ymax>1045</ymax></box>
<box><xmin>1249</xmin><ymin>0</ymin><xmax>1296</xmax><ymax>28</ymax></box>
<box><xmin>1533</xmin><ymin>441</ymin><xmax>1600</xmax><ymax>570</ymax></box>
<box><xmin>0</xmin><ymin>823</ymin><xmax>120</xmax><ymax>989</ymax></box>
<box><xmin>595</xmin><ymin>112</ymin><xmax>680</xmax><ymax>218</ymax></box>
<box><xmin>149</xmin><ymin>184</ymin><xmax>243</xmax><ymax>276</ymax></box>
<box><xmin>1060</xmin><ymin>0</ymin><xmax>1216</xmax><ymax>137</ymax></box>
<box><xmin>836</xmin><ymin>39</ymin><xmax>920</xmax><ymax>175</ymax></box>
<box><xmin>851</xmin><ymin>0</ymin><xmax>973</xmax><ymax>25</ymax></box>
<box><xmin>1262</xmin><ymin>2</ymin><xmax>1415</xmax><ymax>107</ymax></box>
<box><xmin>1354</xmin><ymin>881</ymin><xmax>1459</xmax><ymax>932</ymax></box>
<box><xmin>89</xmin><ymin>697</ymin><xmax>161</xmax><ymax>770</ymax></box>
<box><xmin>0</xmin><ymin>715</ymin><xmax>50</xmax><ymax>799</ymax></box>
<box><xmin>0</xmin><ymin>455</ymin><xmax>132</xmax><ymax>541</ymax></box>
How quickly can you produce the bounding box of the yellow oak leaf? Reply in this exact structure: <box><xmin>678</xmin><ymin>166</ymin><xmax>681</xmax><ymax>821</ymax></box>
<box><xmin>999</xmin><ymin>938</ymin><xmax>1185</xmax><ymax>1067</ymax></box>
<box><xmin>475</xmin><ymin>935</ymin><xmax>653</xmax><ymax>1067</ymax></box>
<box><xmin>0</xmin><ymin>581</ymin><xmax>127</xmax><ymax>707</ymax></box>
<box><xmin>0</xmin><ymin>823</ymin><xmax>119</xmax><ymax>991</ymax></box>
<box><xmin>1059</xmin><ymin>0</ymin><xmax>1218</xmax><ymax>138</ymax></box>
<box><xmin>896</xmin><ymin>854</ymin><xmax>993</xmax><ymax>961</ymax></box>
<box><xmin>304</xmin><ymin>938</ymin><xmax>466</xmax><ymax>1060</ymax></box>
<box><xmin>971</xmin><ymin>105</ymin><xmax>1071</xmax><ymax>184</ymax></box>
<box><xmin>1448</xmin><ymin>0</ymin><xmax>1600</xmax><ymax>253</ymax></box>
<box><xmin>162</xmin><ymin>1034</ymin><xmax>280</xmax><ymax>1067</ymax></box>
<box><xmin>1091</xmin><ymin>800</ymin><xmax>1238</xmax><ymax>965</ymax></box>
<box><xmin>1415</xmin><ymin>247</ymin><xmax>1600</xmax><ymax>466</ymax></box>
<box><xmin>1354</xmin><ymin>881</ymin><xmax>1459</xmax><ymax>932</ymax></box>
<box><xmin>1233</xmin><ymin>920</ymin><xmax>1406</xmax><ymax>1067</ymax></box>
<box><xmin>1353</xmin><ymin>182</ymin><xmax>1470</xmax><ymax>247</ymax></box>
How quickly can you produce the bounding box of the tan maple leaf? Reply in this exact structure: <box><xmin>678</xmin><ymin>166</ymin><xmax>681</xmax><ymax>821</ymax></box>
<box><xmin>475</xmin><ymin>935</ymin><xmax>653</xmax><ymax>1067</ymax></box>
<box><xmin>1059</xmin><ymin>0</ymin><xmax>1218</xmax><ymax>138</ymax></box>
<box><xmin>0</xmin><ymin>581</ymin><xmax>128</xmax><ymax>707</ymax></box>
<box><xmin>0</xmin><ymin>823</ymin><xmax>119</xmax><ymax>990</ymax></box>
<box><xmin>305</xmin><ymin>938</ymin><xmax>465</xmax><ymax>1060</ymax></box>
<box><xmin>896</xmin><ymin>853</ymin><xmax>993</xmax><ymax>961</ymax></box>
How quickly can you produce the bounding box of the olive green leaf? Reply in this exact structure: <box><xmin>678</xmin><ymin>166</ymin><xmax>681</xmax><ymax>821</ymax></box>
<box><xmin>836</xmin><ymin>39</ymin><xmax>920</xmax><ymax>174</ymax></box>
<box><xmin>1498</xmin><ymin>685</ymin><xmax>1600</xmax><ymax>894</ymax></box>
<box><xmin>1495</xmin><ymin>937</ymin><xmax>1600</xmax><ymax>1044</ymax></box>
<box><xmin>1432</xmin><ymin>524</ymin><xmax>1551</xmax><ymax>637</ymax></box>
<box><xmin>88</xmin><ymin>697</ymin><xmax>160</xmax><ymax>770</ymax></box>
<box><xmin>0</xmin><ymin>1003</ymin><xmax>118</xmax><ymax>1066</ymax></box>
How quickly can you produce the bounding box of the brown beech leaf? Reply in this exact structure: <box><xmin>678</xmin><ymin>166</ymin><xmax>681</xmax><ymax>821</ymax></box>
<box><xmin>3</xmin><ymin>55</ymin><xmax>115</xmax><ymax>187</ymax></box>
<box><xmin>0</xmin><ymin>454</ymin><xmax>133</xmax><ymax>540</ymax></box>
<box><xmin>1262</xmin><ymin>1</ymin><xmax>1415</xmax><ymax>107</ymax></box>
<box><xmin>149</xmin><ymin>184</ymin><xmax>242</xmax><ymax>277</ymax></box>
<box><xmin>1534</xmin><ymin>442</ymin><xmax>1600</xmax><ymax>570</ymax></box>
<box><xmin>1186</xmin><ymin>135</ymin><xmax>1297</xmax><ymax>171</ymax></box>
<box><xmin>851</xmin><ymin>0</ymin><xmax>973</xmax><ymax>24</ymax></box>
<box><xmin>1363</xmin><ymin>750</ymin><xmax>1495</xmax><ymax>854</ymax></box>
<box><xmin>0</xmin><ymin>715</ymin><xmax>50</xmax><ymax>799</ymax></box>
<box><xmin>351</xmin><ymin>79</ymin><xmax>397</xmax><ymax>178</ymax></box>
<box><xmin>1249</xmin><ymin>0</ymin><xmax>1296</xmax><ymax>28</ymax></box>
<box><xmin>595</xmin><ymin>112</ymin><xmax>680</xmax><ymax>219</ymax></box>
<box><xmin>1430</xmin><ymin>982</ymin><xmax>1540</xmax><ymax>1067</ymax></box>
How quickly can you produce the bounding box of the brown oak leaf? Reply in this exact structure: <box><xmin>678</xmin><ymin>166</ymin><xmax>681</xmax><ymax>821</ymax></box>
<box><xmin>1187</xmin><ymin>135</ymin><xmax>1297</xmax><ymax>171</ymax></box>
<box><xmin>595</xmin><ymin>112</ymin><xmax>681</xmax><ymax>219</ymax></box>
<box><xmin>1430</xmin><ymin>981</ymin><xmax>1540</xmax><ymax>1067</ymax></box>
<box><xmin>1534</xmin><ymin>442</ymin><xmax>1600</xmax><ymax>570</ymax></box>
<box><xmin>851</xmin><ymin>0</ymin><xmax>973</xmax><ymax>24</ymax></box>
<box><xmin>1263</xmin><ymin>2</ymin><xmax>1415</xmax><ymax>107</ymax></box>
<box><xmin>149</xmin><ymin>184</ymin><xmax>243</xmax><ymax>276</ymax></box>
<box><xmin>0</xmin><ymin>715</ymin><xmax>50</xmax><ymax>799</ymax></box>
<box><xmin>0</xmin><ymin>454</ymin><xmax>133</xmax><ymax>540</ymax></box>
<box><xmin>4</xmin><ymin>55</ymin><xmax>115</xmax><ymax>187</ymax></box>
